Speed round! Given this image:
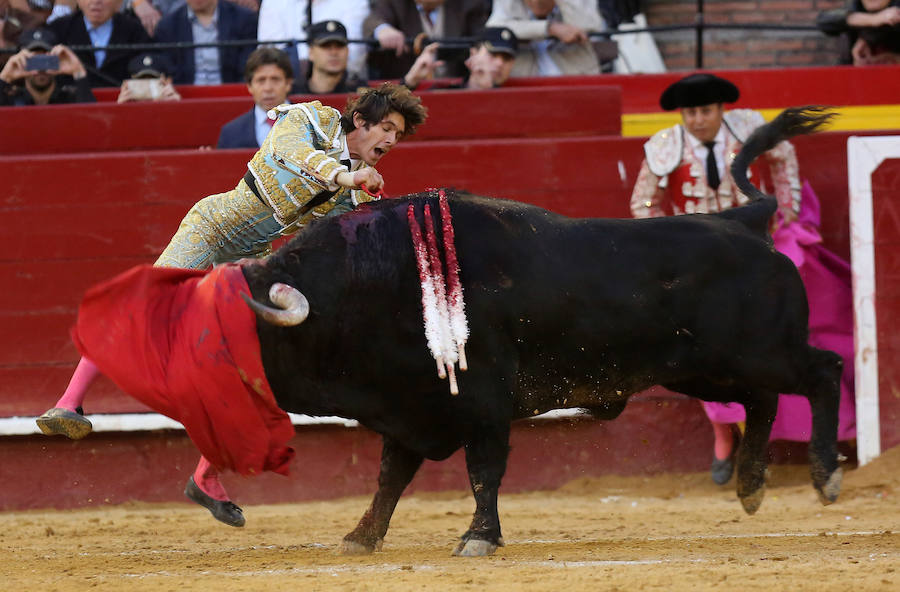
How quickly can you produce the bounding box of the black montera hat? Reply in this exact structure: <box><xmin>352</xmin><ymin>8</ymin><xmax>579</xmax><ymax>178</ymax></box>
<box><xmin>128</xmin><ymin>53</ymin><xmax>175</xmax><ymax>78</ymax></box>
<box><xmin>479</xmin><ymin>27</ymin><xmax>518</xmax><ymax>56</ymax></box>
<box><xmin>659</xmin><ymin>73</ymin><xmax>740</xmax><ymax>111</ymax></box>
<box><xmin>19</xmin><ymin>28</ymin><xmax>57</xmax><ymax>51</ymax></box>
<box><xmin>307</xmin><ymin>20</ymin><xmax>348</xmax><ymax>46</ymax></box>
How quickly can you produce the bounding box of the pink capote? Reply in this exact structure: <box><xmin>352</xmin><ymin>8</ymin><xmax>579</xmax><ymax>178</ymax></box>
<box><xmin>71</xmin><ymin>263</ymin><xmax>296</xmax><ymax>475</ymax></box>
<box><xmin>701</xmin><ymin>182</ymin><xmax>857</xmax><ymax>441</ymax></box>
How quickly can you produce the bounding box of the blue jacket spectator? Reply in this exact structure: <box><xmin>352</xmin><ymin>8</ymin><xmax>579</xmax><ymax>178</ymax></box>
<box><xmin>154</xmin><ymin>0</ymin><xmax>258</xmax><ymax>85</ymax></box>
<box><xmin>218</xmin><ymin>109</ymin><xmax>257</xmax><ymax>148</ymax></box>
<box><xmin>217</xmin><ymin>47</ymin><xmax>294</xmax><ymax>149</ymax></box>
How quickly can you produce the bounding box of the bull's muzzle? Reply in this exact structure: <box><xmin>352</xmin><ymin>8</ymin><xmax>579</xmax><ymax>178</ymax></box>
<box><xmin>242</xmin><ymin>283</ymin><xmax>309</xmax><ymax>326</ymax></box>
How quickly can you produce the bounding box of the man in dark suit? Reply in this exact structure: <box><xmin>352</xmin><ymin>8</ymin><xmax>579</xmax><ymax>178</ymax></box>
<box><xmin>364</xmin><ymin>0</ymin><xmax>488</xmax><ymax>79</ymax></box>
<box><xmin>154</xmin><ymin>0</ymin><xmax>258</xmax><ymax>85</ymax></box>
<box><xmin>217</xmin><ymin>47</ymin><xmax>293</xmax><ymax>149</ymax></box>
<box><xmin>47</xmin><ymin>0</ymin><xmax>152</xmax><ymax>87</ymax></box>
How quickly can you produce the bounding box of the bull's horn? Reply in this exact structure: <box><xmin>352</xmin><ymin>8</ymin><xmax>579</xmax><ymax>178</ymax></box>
<box><xmin>242</xmin><ymin>282</ymin><xmax>310</xmax><ymax>326</ymax></box>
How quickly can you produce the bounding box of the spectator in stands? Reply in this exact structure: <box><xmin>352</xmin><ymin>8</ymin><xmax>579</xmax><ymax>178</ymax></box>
<box><xmin>364</xmin><ymin>0</ymin><xmax>488</xmax><ymax>80</ymax></box>
<box><xmin>217</xmin><ymin>46</ymin><xmax>292</xmax><ymax>149</ymax></box>
<box><xmin>116</xmin><ymin>51</ymin><xmax>180</xmax><ymax>101</ymax></box>
<box><xmin>293</xmin><ymin>20</ymin><xmax>367</xmax><ymax>94</ymax></box>
<box><xmin>817</xmin><ymin>0</ymin><xmax>900</xmax><ymax>65</ymax></box>
<box><xmin>153</xmin><ymin>0</ymin><xmax>257</xmax><ymax>85</ymax></box>
<box><xmin>258</xmin><ymin>0</ymin><xmax>369</xmax><ymax>79</ymax></box>
<box><xmin>486</xmin><ymin>0</ymin><xmax>604</xmax><ymax>76</ymax></box>
<box><xmin>1</xmin><ymin>0</ymin><xmax>54</xmax><ymax>66</ymax></box>
<box><xmin>0</xmin><ymin>26</ymin><xmax>95</xmax><ymax>104</ymax></box>
<box><xmin>404</xmin><ymin>25</ymin><xmax>518</xmax><ymax>90</ymax></box>
<box><xmin>47</xmin><ymin>0</ymin><xmax>187</xmax><ymax>37</ymax></box>
<box><xmin>38</xmin><ymin>82</ymin><xmax>428</xmax><ymax>530</ymax></box>
<box><xmin>629</xmin><ymin>73</ymin><xmax>857</xmax><ymax>485</ymax></box>
<box><xmin>46</xmin><ymin>0</ymin><xmax>151</xmax><ymax>87</ymax></box>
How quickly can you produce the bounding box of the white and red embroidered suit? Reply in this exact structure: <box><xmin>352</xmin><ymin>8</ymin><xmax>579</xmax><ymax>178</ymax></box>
<box><xmin>630</xmin><ymin>109</ymin><xmax>801</xmax><ymax>219</ymax></box>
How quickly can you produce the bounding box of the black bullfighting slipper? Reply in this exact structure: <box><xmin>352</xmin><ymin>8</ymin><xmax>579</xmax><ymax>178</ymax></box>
<box><xmin>35</xmin><ymin>407</ymin><xmax>93</xmax><ymax>440</ymax></box>
<box><xmin>184</xmin><ymin>476</ymin><xmax>245</xmax><ymax>527</ymax></box>
<box><xmin>710</xmin><ymin>427</ymin><xmax>741</xmax><ymax>485</ymax></box>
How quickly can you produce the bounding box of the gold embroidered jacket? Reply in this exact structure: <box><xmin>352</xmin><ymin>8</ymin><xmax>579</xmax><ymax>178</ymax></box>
<box><xmin>242</xmin><ymin>100</ymin><xmax>376</xmax><ymax>229</ymax></box>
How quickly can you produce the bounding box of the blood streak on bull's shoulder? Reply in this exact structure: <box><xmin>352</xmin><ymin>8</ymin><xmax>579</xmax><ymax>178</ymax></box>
<box><xmin>438</xmin><ymin>190</ymin><xmax>468</xmax><ymax>370</ymax></box>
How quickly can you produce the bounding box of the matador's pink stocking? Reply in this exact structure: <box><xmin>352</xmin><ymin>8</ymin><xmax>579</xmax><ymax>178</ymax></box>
<box><xmin>193</xmin><ymin>456</ymin><xmax>230</xmax><ymax>501</ymax></box>
<box><xmin>54</xmin><ymin>356</ymin><xmax>101</xmax><ymax>411</ymax></box>
<box><xmin>712</xmin><ymin>421</ymin><xmax>736</xmax><ymax>460</ymax></box>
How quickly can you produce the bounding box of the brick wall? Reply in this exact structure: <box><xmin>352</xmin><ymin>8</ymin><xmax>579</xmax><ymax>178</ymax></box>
<box><xmin>642</xmin><ymin>0</ymin><xmax>848</xmax><ymax>70</ymax></box>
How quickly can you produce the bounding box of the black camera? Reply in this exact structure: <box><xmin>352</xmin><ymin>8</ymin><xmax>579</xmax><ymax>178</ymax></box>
<box><xmin>435</xmin><ymin>44</ymin><xmax>470</xmax><ymax>63</ymax></box>
<box><xmin>25</xmin><ymin>54</ymin><xmax>59</xmax><ymax>72</ymax></box>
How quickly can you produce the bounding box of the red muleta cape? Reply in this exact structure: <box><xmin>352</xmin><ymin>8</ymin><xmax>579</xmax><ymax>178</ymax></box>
<box><xmin>72</xmin><ymin>263</ymin><xmax>295</xmax><ymax>476</ymax></box>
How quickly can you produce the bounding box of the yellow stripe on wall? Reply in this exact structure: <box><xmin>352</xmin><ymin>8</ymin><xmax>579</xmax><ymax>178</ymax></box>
<box><xmin>622</xmin><ymin>105</ymin><xmax>900</xmax><ymax>138</ymax></box>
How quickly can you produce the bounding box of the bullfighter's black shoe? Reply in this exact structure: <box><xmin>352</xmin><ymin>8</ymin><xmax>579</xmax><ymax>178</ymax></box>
<box><xmin>184</xmin><ymin>476</ymin><xmax>245</xmax><ymax>527</ymax></box>
<box><xmin>36</xmin><ymin>407</ymin><xmax>93</xmax><ymax>440</ymax></box>
<box><xmin>710</xmin><ymin>427</ymin><xmax>741</xmax><ymax>485</ymax></box>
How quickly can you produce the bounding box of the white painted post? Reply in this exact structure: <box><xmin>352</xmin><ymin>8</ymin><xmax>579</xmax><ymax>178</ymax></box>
<box><xmin>847</xmin><ymin>136</ymin><xmax>900</xmax><ymax>465</ymax></box>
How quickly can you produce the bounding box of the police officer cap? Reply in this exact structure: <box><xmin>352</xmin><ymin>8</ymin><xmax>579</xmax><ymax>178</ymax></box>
<box><xmin>659</xmin><ymin>73</ymin><xmax>740</xmax><ymax>111</ymax></box>
<box><xmin>307</xmin><ymin>20</ymin><xmax>348</xmax><ymax>46</ymax></box>
<box><xmin>19</xmin><ymin>28</ymin><xmax>58</xmax><ymax>52</ymax></box>
<box><xmin>127</xmin><ymin>53</ymin><xmax>175</xmax><ymax>79</ymax></box>
<box><xmin>478</xmin><ymin>27</ymin><xmax>518</xmax><ymax>56</ymax></box>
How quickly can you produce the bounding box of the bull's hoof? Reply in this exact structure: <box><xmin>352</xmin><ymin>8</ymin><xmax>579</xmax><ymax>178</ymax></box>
<box><xmin>452</xmin><ymin>537</ymin><xmax>502</xmax><ymax>557</ymax></box>
<box><xmin>738</xmin><ymin>485</ymin><xmax>766</xmax><ymax>515</ymax></box>
<box><xmin>341</xmin><ymin>537</ymin><xmax>382</xmax><ymax>555</ymax></box>
<box><xmin>815</xmin><ymin>466</ymin><xmax>843</xmax><ymax>505</ymax></box>
<box><xmin>36</xmin><ymin>407</ymin><xmax>92</xmax><ymax>440</ymax></box>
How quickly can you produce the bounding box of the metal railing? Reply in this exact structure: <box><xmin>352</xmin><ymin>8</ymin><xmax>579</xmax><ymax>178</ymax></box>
<box><xmin>1</xmin><ymin>4</ymin><xmax>827</xmax><ymax>71</ymax></box>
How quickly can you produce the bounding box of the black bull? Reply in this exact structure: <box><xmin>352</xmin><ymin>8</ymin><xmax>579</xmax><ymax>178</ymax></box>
<box><xmin>241</xmin><ymin>107</ymin><xmax>843</xmax><ymax>556</ymax></box>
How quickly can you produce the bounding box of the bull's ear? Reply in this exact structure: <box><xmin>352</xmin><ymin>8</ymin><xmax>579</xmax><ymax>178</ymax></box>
<box><xmin>242</xmin><ymin>283</ymin><xmax>309</xmax><ymax>326</ymax></box>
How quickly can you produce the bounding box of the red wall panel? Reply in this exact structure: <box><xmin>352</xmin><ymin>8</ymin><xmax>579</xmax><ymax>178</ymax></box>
<box><xmin>504</xmin><ymin>65</ymin><xmax>900</xmax><ymax>113</ymax></box>
<box><xmin>872</xmin><ymin>159</ymin><xmax>900</xmax><ymax>450</ymax></box>
<box><xmin>0</xmin><ymin>86</ymin><xmax>620</xmax><ymax>155</ymax></box>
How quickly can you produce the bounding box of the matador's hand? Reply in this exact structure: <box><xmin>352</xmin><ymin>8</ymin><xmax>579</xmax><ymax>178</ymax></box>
<box><xmin>336</xmin><ymin>168</ymin><xmax>385</xmax><ymax>193</ymax></box>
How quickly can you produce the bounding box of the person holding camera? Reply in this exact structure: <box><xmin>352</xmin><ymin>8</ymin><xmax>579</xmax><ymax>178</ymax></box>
<box><xmin>116</xmin><ymin>51</ymin><xmax>180</xmax><ymax>102</ymax></box>
<box><xmin>364</xmin><ymin>0</ymin><xmax>489</xmax><ymax>80</ymax></box>
<box><xmin>292</xmin><ymin>20</ymin><xmax>367</xmax><ymax>94</ymax></box>
<box><xmin>0</xmin><ymin>27</ymin><xmax>95</xmax><ymax>105</ymax></box>
<box><xmin>403</xmin><ymin>26</ymin><xmax>518</xmax><ymax>90</ymax></box>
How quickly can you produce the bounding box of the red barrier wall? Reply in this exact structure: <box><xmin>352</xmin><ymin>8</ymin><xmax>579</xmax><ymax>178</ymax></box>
<box><xmin>1</xmin><ymin>396</ymin><xmax>717</xmax><ymax>511</ymax></box>
<box><xmin>873</xmin><ymin>159</ymin><xmax>900</xmax><ymax>451</ymax></box>
<box><xmin>0</xmin><ymin>85</ymin><xmax>620</xmax><ymax>155</ymax></box>
<box><xmin>504</xmin><ymin>65</ymin><xmax>900</xmax><ymax>112</ymax></box>
<box><xmin>86</xmin><ymin>65</ymin><xmax>900</xmax><ymax>113</ymax></box>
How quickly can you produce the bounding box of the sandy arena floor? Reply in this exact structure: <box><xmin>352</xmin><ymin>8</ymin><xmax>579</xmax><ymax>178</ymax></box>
<box><xmin>4</xmin><ymin>446</ymin><xmax>899</xmax><ymax>591</ymax></box>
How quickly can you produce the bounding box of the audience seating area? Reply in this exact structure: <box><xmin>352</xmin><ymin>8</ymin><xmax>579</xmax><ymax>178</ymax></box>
<box><xmin>2</xmin><ymin>67</ymin><xmax>898</xmax><ymax>421</ymax></box>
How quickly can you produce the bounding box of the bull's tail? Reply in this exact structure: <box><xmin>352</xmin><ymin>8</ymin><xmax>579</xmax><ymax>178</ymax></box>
<box><xmin>722</xmin><ymin>106</ymin><xmax>835</xmax><ymax>235</ymax></box>
<box><xmin>731</xmin><ymin>105</ymin><xmax>835</xmax><ymax>202</ymax></box>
